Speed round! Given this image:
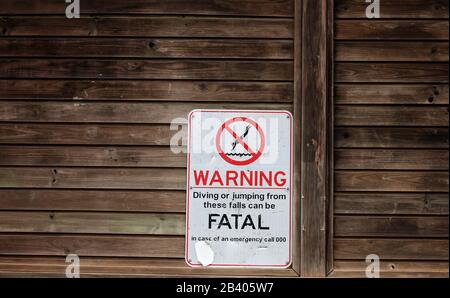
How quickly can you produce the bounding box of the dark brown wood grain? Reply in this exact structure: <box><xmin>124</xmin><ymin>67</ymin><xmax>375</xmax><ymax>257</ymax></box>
<box><xmin>335</xmin><ymin>106</ymin><xmax>449</xmax><ymax>126</ymax></box>
<box><xmin>0</xmin><ymin>167</ymin><xmax>186</xmax><ymax>189</ymax></box>
<box><xmin>335</xmin><ymin>0</ymin><xmax>449</xmax><ymax>19</ymax></box>
<box><xmin>326</xmin><ymin>0</ymin><xmax>335</xmax><ymax>274</ymax></box>
<box><xmin>0</xmin><ymin>102</ymin><xmax>292</xmax><ymax>123</ymax></box>
<box><xmin>0</xmin><ymin>234</ymin><xmax>185</xmax><ymax>258</ymax></box>
<box><xmin>0</xmin><ymin>211</ymin><xmax>185</xmax><ymax>235</ymax></box>
<box><xmin>0</xmin><ymin>2</ymin><xmax>298</xmax><ymax>277</ymax></box>
<box><xmin>0</xmin><ymin>80</ymin><xmax>293</xmax><ymax>102</ymax></box>
<box><xmin>0</xmin><ymin>16</ymin><xmax>293</xmax><ymax>38</ymax></box>
<box><xmin>335</xmin><ymin>63</ymin><xmax>449</xmax><ymax>83</ymax></box>
<box><xmin>335</xmin><ymin>84</ymin><xmax>449</xmax><ymax>105</ymax></box>
<box><xmin>300</xmin><ymin>0</ymin><xmax>329</xmax><ymax>277</ymax></box>
<box><xmin>0</xmin><ymin>146</ymin><xmax>186</xmax><ymax>167</ymax></box>
<box><xmin>0</xmin><ymin>0</ymin><xmax>447</xmax><ymax>278</ymax></box>
<box><xmin>334</xmin><ymin>238</ymin><xmax>449</xmax><ymax>260</ymax></box>
<box><xmin>291</xmin><ymin>0</ymin><xmax>302</xmax><ymax>275</ymax></box>
<box><xmin>333</xmin><ymin>0</ymin><xmax>449</xmax><ymax>277</ymax></box>
<box><xmin>335</xmin><ymin>171</ymin><xmax>449</xmax><ymax>192</ymax></box>
<box><xmin>0</xmin><ymin>256</ymin><xmax>297</xmax><ymax>277</ymax></box>
<box><xmin>0</xmin><ymin>38</ymin><xmax>293</xmax><ymax>59</ymax></box>
<box><xmin>0</xmin><ymin>189</ymin><xmax>186</xmax><ymax>212</ymax></box>
<box><xmin>0</xmin><ymin>0</ymin><xmax>294</xmax><ymax>16</ymax></box>
<box><xmin>335</xmin><ymin>149</ymin><xmax>449</xmax><ymax>170</ymax></box>
<box><xmin>335</xmin><ymin>127</ymin><xmax>449</xmax><ymax>148</ymax></box>
<box><xmin>336</xmin><ymin>42</ymin><xmax>449</xmax><ymax>62</ymax></box>
<box><xmin>0</xmin><ymin>59</ymin><xmax>293</xmax><ymax>81</ymax></box>
<box><xmin>336</xmin><ymin>20</ymin><xmax>449</xmax><ymax>40</ymax></box>
<box><xmin>0</xmin><ymin>123</ymin><xmax>176</xmax><ymax>145</ymax></box>
<box><xmin>331</xmin><ymin>261</ymin><xmax>449</xmax><ymax>278</ymax></box>
<box><xmin>334</xmin><ymin>193</ymin><xmax>449</xmax><ymax>215</ymax></box>
<box><xmin>335</xmin><ymin>216</ymin><xmax>449</xmax><ymax>238</ymax></box>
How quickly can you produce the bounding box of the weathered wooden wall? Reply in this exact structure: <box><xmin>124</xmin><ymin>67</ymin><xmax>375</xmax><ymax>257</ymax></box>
<box><xmin>0</xmin><ymin>0</ymin><xmax>298</xmax><ymax>277</ymax></box>
<box><xmin>0</xmin><ymin>0</ymin><xmax>448</xmax><ymax>278</ymax></box>
<box><xmin>331</xmin><ymin>0</ymin><xmax>449</xmax><ymax>277</ymax></box>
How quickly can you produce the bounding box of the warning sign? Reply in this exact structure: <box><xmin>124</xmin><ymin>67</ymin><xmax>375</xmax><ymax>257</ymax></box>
<box><xmin>185</xmin><ymin>110</ymin><xmax>293</xmax><ymax>268</ymax></box>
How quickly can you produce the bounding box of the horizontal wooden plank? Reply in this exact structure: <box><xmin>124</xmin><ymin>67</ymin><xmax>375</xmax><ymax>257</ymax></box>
<box><xmin>0</xmin><ymin>167</ymin><xmax>186</xmax><ymax>189</ymax></box>
<box><xmin>0</xmin><ymin>189</ymin><xmax>186</xmax><ymax>212</ymax></box>
<box><xmin>0</xmin><ymin>146</ymin><xmax>186</xmax><ymax>167</ymax></box>
<box><xmin>0</xmin><ymin>256</ymin><xmax>297</xmax><ymax>277</ymax></box>
<box><xmin>335</xmin><ymin>84</ymin><xmax>449</xmax><ymax>104</ymax></box>
<box><xmin>335</xmin><ymin>20</ymin><xmax>449</xmax><ymax>40</ymax></box>
<box><xmin>335</xmin><ymin>63</ymin><xmax>449</xmax><ymax>83</ymax></box>
<box><xmin>335</xmin><ymin>149</ymin><xmax>449</xmax><ymax>170</ymax></box>
<box><xmin>0</xmin><ymin>16</ymin><xmax>293</xmax><ymax>38</ymax></box>
<box><xmin>0</xmin><ymin>59</ymin><xmax>293</xmax><ymax>81</ymax></box>
<box><xmin>335</xmin><ymin>42</ymin><xmax>449</xmax><ymax>62</ymax></box>
<box><xmin>335</xmin><ymin>216</ymin><xmax>449</xmax><ymax>238</ymax></box>
<box><xmin>0</xmin><ymin>80</ymin><xmax>293</xmax><ymax>102</ymax></box>
<box><xmin>0</xmin><ymin>0</ymin><xmax>294</xmax><ymax>16</ymax></box>
<box><xmin>335</xmin><ymin>0</ymin><xmax>449</xmax><ymax>19</ymax></box>
<box><xmin>0</xmin><ymin>102</ymin><xmax>292</xmax><ymax>123</ymax></box>
<box><xmin>335</xmin><ymin>106</ymin><xmax>449</xmax><ymax>126</ymax></box>
<box><xmin>335</xmin><ymin>127</ymin><xmax>449</xmax><ymax>148</ymax></box>
<box><xmin>0</xmin><ymin>123</ymin><xmax>176</xmax><ymax>145</ymax></box>
<box><xmin>0</xmin><ymin>234</ymin><xmax>184</xmax><ymax>258</ymax></box>
<box><xmin>335</xmin><ymin>171</ymin><xmax>449</xmax><ymax>192</ymax></box>
<box><xmin>334</xmin><ymin>192</ymin><xmax>449</xmax><ymax>215</ymax></box>
<box><xmin>331</xmin><ymin>261</ymin><xmax>449</xmax><ymax>278</ymax></box>
<box><xmin>0</xmin><ymin>211</ymin><xmax>185</xmax><ymax>235</ymax></box>
<box><xmin>0</xmin><ymin>38</ymin><xmax>293</xmax><ymax>59</ymax></box>
<box><xmin>334</xmin><ymin>238</ymin><xmax>449</xmax><ymax>260</ymax></box>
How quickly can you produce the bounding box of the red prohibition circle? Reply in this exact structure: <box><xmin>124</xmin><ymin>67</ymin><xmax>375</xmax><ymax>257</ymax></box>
<box><xmin>215</xmin><ymin>117</ymin><xmax>265</xmax><ymax>166</ymax></box>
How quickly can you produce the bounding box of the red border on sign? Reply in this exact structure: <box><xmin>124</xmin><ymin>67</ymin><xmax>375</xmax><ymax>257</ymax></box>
<box><xmin>216</xmin><ymin>116</ymin><xmax>265</xmax><ymax>166</ymax></box>
<box><xmin>185</xmin><ymin>109</ymin><xmax>293</xmax><ymax>268</ymax></box>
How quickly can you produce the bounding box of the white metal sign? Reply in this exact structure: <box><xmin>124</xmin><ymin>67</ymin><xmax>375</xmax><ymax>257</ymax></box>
<box><xmin>185</xmin><ymin>110</ymin><xmax>293</xmax><ymax>268</ymax></box>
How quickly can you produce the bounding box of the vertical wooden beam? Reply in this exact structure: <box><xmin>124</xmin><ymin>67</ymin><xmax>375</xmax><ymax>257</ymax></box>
<box><xmin>300</xmin><ymin>0</ymin><xmax>332</xmax><ymax>277</ymax></box>
<box><xmin>326</xmin><ymin>0</ymin><xmax>335</xmax><ymax>276</ymax></box>
<box><xmin>292</xmin><ymin>0</ymin><xmax>303</xmax><ymax>276</ymax></box>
